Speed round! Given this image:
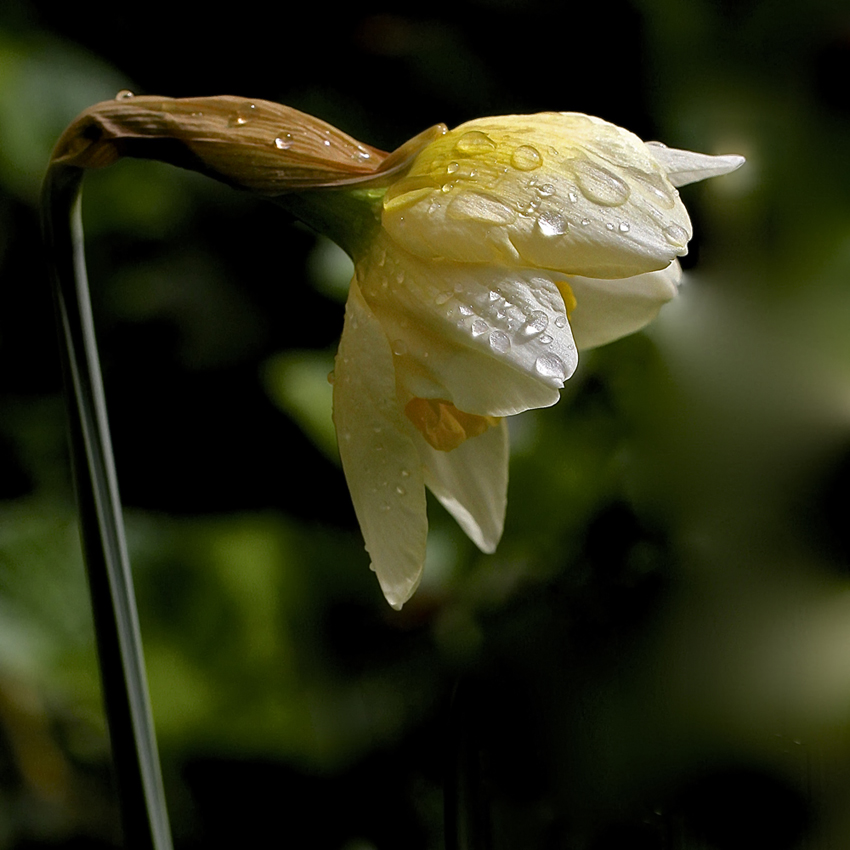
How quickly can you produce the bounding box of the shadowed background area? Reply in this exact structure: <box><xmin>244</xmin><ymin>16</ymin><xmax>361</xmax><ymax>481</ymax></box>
<box><xmin>1</xmin><ymin>0</ymin><xmax>850</xmax><ymax>847</ymax></box>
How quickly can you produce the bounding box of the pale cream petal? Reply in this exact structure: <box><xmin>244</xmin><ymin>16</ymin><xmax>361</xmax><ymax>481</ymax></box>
<box><xmin>333</xmin><ymin>279</ymin><xmax>428</xmax><ymax>609</ymax></box>
<box><xmin>357</xmin><ymin>232</ymin><xmax>578</xmax><ymax>418</ymax></box>
<box><xmin>646</xmin><ymin>142</ymin><xmax>746</xmax><ymax>188</ymax></box>
<box><xmin>567</xmin><ymin>261</ymin><xmax>682</xmax><ymax>349</ymax></box>
<box><xmin>415</xmin><ymin>419</ymin><xmax>509</xmax><ymax>554</ymax></box>
<box><xmin>382</xmin><ymin>112</ymin><xmax>694</xmax><ymax>279</ymax></box>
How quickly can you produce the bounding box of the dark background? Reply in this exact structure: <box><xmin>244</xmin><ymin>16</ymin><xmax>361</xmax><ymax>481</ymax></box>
<box><xmin>1</xmin><ymin>0</ymin><xmax>850</xmax><ymax>847</ymax></box>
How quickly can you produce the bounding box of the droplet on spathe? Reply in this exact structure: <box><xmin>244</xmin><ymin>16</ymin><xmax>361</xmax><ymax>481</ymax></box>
<box><xmin>115</xmin><ymin>89</ymin><xmax>134</xmax><ymax>100</ymax></box>
<box><xmin>537</xmin><ymin>212</ymin><xmax>569</xmax><ymax>236</ymax></box>
<box><xmin>447</xmin><ymin>161</ymin><xmax>460</xmax><ymax>174</ymax></box>
<box><xmin>618</xmin><ymin>221</ymin><xmax>631</xmax><ymax>233</ymax></box>
<box><xmin>274</xmin><ymin>135</ymin><xmax>293</xmax><ymax>150</ymax></box>
<box><xmin>230</xmin><ymin>103</ymin><xmax>258</xmax><ymax>127</ymax></box>
<box><xmin>471</xmin><ymin>319</ymin><xmax>489</xmax><ymax>337</ymax></box>
<box><xmin>540</xmin><ymin>334</ymin><xmax>553</xmax><ymax>345</ymax></box>
<box><xmin>489</xmin><ymin>331</ymin><xmax>511</xmax><ymax>353</ymax></box>
<box><xmin>573</xmin><ymin>160</ymin><xmax>631</xmax><ymax>206</ymax></box>
<box><xmin>536</xmin><ymin>183</ymin><xmax>556</xmax><ymax>197</ymax></box>
<box><xmin>454</xmin><ymin>130</ymin><xmax>496</xmax><ymax>154</ymax></box>
<box><xmin>535</xmin><ymin>354</ymin><xmax>567</xmax><ymax>381</ymax></box>
<box><xmin>520</xmin><ymin>311</ymin><xmax>549</xmax><ymax>337</ymax></box>
<box><xmin>511</xmin><ymin>145</ymin><xmax>543</xmax><ymax>171</ymax></box>
<box><xmin>554</xmin><ymin>315</ymin><xmax>567</xmax><ymax>328</ymax></box>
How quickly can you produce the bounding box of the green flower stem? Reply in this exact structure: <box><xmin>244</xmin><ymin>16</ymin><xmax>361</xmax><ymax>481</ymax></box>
<box><xmin>41</xmin><ymin>164</ymin><xmax>173</xmax><ymax>850</ymax></box>
<box><xmin>276</xmin><ymin>186</ymin><xmax>386</xmax><ymax>262</ymax></box>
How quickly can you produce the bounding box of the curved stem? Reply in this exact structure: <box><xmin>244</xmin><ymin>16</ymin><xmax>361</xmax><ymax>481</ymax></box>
<box><xmin>41</xmin><ymin>165</ymin><xmax>174</xmax><ymax>850</ymax></box>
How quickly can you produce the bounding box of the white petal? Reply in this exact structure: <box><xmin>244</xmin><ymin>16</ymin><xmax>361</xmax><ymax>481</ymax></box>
<box><xmin>415</xmin><ymin>419</ymin><xmax>509</xmax><ymax>553</ymax></box>
<box><xmin>333</xmin><ymin>279</ymin><xmax>428</xmax><ymax>609</ymax></box>
<box><xmin>646</xmin><ymin>142</ymin><xmax>746</xmax><ymax>188</ymax></box>
<box><xmin>382</xmin><ymin>112</ymin><xmax>694</xmax><ymax>279</ymax></box>
<box><xmin>567</xmin><ymin>261</ymin><xmax>682</xmax><ymax>349</ymax></box>
<box><xmin>357</xmin><ymin>232</ymin><xmax>578</xmax><ymax>418</ymax></box>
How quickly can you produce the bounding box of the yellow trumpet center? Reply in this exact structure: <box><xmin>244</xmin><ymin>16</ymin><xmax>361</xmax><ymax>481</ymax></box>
<box><xmin>404</xmin><ymin>398</ymin><xmax>500</xmax><ymax>452</ymax></box>
<box><xmin>556</xmin><ymin>280</ymin><xmax>577</xmax><ymax>318</ymax></box>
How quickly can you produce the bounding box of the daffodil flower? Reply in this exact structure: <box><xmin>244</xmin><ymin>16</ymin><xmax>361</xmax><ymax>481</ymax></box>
<box><xmin>47</xmin><ymin>97</ymin><xmax>743</xmax><ymax>610</ymax></box>
<box><xmin>331</xmin><ymin>112</ymin><xmax>743</xmax><ymax>608</ymax></box>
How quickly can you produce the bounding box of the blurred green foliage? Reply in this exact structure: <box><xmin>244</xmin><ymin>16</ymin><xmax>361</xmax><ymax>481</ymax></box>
<box><xmin>2</xmin><ymin>1</ymin><xmax>850</xmax><ymax>848</ymax></box>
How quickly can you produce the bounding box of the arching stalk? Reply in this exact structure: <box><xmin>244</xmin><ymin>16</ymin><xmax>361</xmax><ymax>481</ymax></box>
<box><xmin>41</xmin><ymin>163</ymin><xmax>173</xmax><ymax>850</ymax></box>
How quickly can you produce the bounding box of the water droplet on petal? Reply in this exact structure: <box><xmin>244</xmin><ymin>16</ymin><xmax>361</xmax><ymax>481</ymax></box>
<box><xmin>455</xmin><ymin>130</ymin><xmax>497</xmax><ymax>154</ymax></box>
<box><xmin>395</xmin><ymin>486</ymin><xmax>407</xmax><ymax>496</ymax></box>
<box><xmin>435</xmin><ymin>291</ymin><xmax>453</xmax><ymax>305</ymax></box>
<box><xmin>663</xmin><ymin>224</ymin><xmax>689</xmax><ymax>247</ymax></box>
<box><xmin>538</xmin><ymin>212</ymin><xmax>569</xmax><ymax>236</ymax></box>
<box><xmin>392</xmin><ymin>339</ymin><xmax>408</xmax><ymax>356</ymax></box>
<box><xmin>447</xmin><ymin>192</ymin><xmax>516</xmax><ymax>225</ymax></box>
<box><xmin>535</xmin><ymin>354</ymin><xmax>567</xmax><ymax>381</ymax></box>
<box><xmin>540</xmin><ymin>334</ymin><xmax>553</xmax><ymax>345</ymax></box>
<box><xmin>511</xmin><ymin>145</ymin><xmax>543</xmax><ymax>171</ymax></box>
<box><xmin>554</xmin><ymin>315</ymin><xmax>567</xmax><ymax>328</ymax></box>
<box><xmin>471</xmin><ymin>319</ymin><xmax>489</xmax><ymax>336</ymax></box>
<box><xmin>537</xmin><ymin>183</ymin><xmax>556</xmax><ymax>197</ymax></box>
<box><xmin>573</xmin><ymin>160</ymin><xmax>631</xmax><ymax>206</ymax></box>
<box><xmin>618</xmin><ymin>221</ymin><xmax>631</xmax><ymax>232</ymax></box>
<box><xmin>274</xmin><ymin>134</ymin><xmax>293</xmax><ymax>150</ymax></box>
<box><xmin>115</xmin><ymin>89</ymin><xmax>134</xmax><ymax>100</ymax></box>
<box><xmin>446</xmin><ymin>161</ymin><xmax>460</xmax><ymax>174</ymax></box>
<box><xmin>520</xmin><ymin>310</ymin><xmax>550</xmax><ymax>337</ymax></box>
<box><xmin>489</xmin><ymin>331</ymin><xmax>511</xmax><ymax>353</ymax></box>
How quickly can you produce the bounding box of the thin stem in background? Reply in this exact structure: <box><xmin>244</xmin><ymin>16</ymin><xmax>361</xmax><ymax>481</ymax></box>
<box><xmin>41</xmin><ymin>164</ymin><xmax>174</xmax><ymax>850</ymax></box>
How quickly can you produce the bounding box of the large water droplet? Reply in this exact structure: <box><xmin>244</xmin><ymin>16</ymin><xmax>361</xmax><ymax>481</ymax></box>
<box><xmin>447</xmin><ymin>192</ymin><xmax>516</xmax><ymax>225</ymax></box>
<box><xmin>511</xmin><ymin>145</ymin><xmax>543</xmax><ymax>171</ymax></box>
<box><xmin>535</xmin><ymin>354</ymin><xmax>567</xmax><ymax>381</ymax></box>
<box><xmin>663</xmin><ymin>224</ymin><xmax>689</xmax><ymax>247</ymax></box>
<box><xmin>115</xmin><ymin>89</ymin><xmax>134</xmax><ymax>100</ymax></box>
<box><xmin>554</xmin><ymin>315</ymin><xmax>567</xmax><ymax>328</ymax></box>
<box><xmin>538</xmin><ymin>212</ymin><xmax>569</xmax><ymax>236</ymax></box>
<box><xmin>454</xmin><ymin>130</ymin><xmax>496</xmax><ymax>154</ymax></box>
<box><xmin>573</xmin><ymin>160</ymin><xmax>631</xmax><ymax>206</ymax></box>
<box><xmin>520</xmin><ymin>311</ymin><xmax>550</xmax><ymax>337</ymax></box>
<box><xmin>274</xmin><ymin>134</ymin><xmax>293</xmax><ymax>150</ymax></box>
<box><xmin>489</xmin><ymin>331</ymin><xmax>511</xmax><ymax>353</ymax></box>
<box><xmin>392</xmin><ymin>339</ymin><xmax>409</xmax><ymax>356</ymax></box>
<box><xmin>471</xmin><ymin>319</ymin><xmax>489</xmax><ymax>336</ymax></box>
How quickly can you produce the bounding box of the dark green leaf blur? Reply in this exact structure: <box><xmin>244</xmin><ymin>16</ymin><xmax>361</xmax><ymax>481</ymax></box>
<box><xmin>2</xmin><ymin>1</ymin><xmax>850</xmax><ymax>847</ymax></box>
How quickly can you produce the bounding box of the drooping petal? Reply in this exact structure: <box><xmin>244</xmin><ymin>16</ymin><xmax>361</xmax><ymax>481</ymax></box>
<box><xmin>567</xmin><ymin>261</ymin><xmax>683</xmax><ymax>349</ymax></box>
<box><xmin>645</xmin><ymin>142</ymin><xmax>746</xmax><ymax>188</ymax></box>
<box><xmin>356</xmin><ymin>231</ymin><xmax>578</xmax><ymax>418</ymax></box>
<box><xmin>382</xmin><ymin>112</ymin><xmax>694</xmax><ymax>279</ymax></box>
<box><xmin>333</xmin><ymin>279</ymin><xmax>428</xmax><ymax>610</ymax></box>
<box><xmin>415</xmin><ymin>418</ymin><xmax>509</xmax><ymax>554</ymax></box>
